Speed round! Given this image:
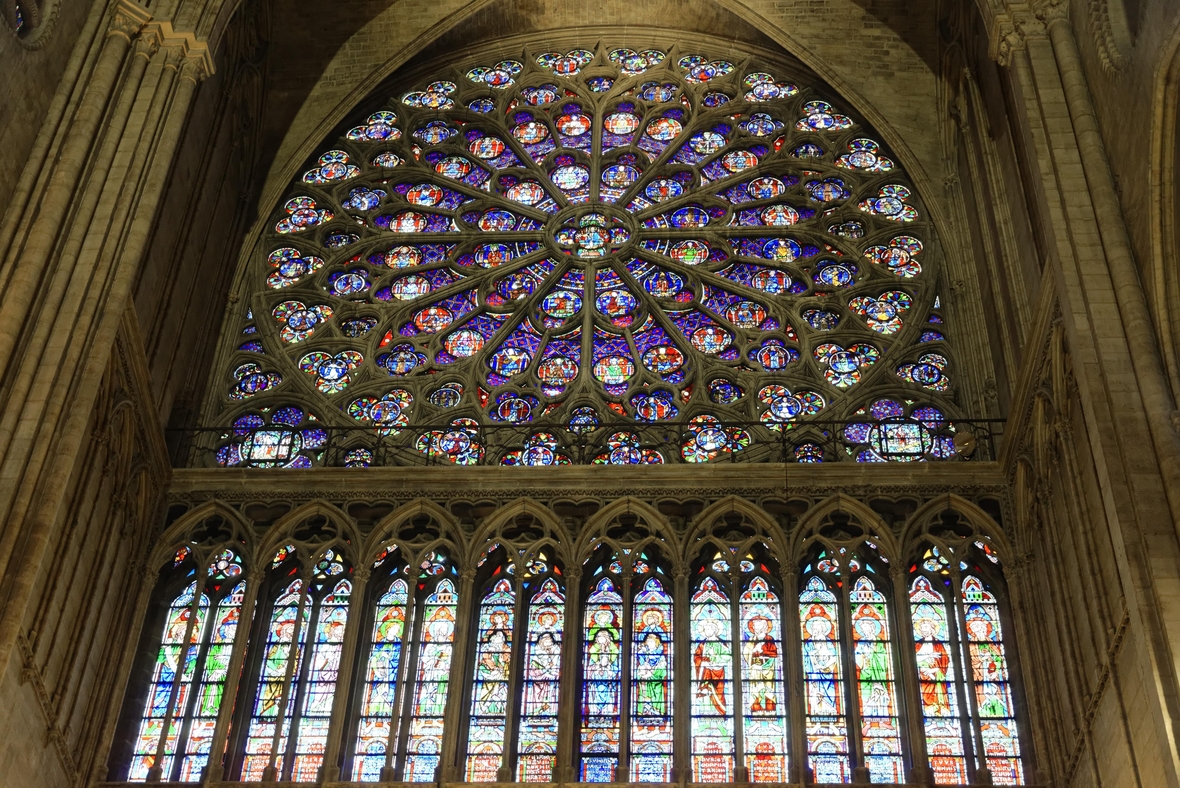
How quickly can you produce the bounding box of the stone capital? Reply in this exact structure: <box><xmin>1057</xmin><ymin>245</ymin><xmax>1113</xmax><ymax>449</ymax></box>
<box><xmin>108</xmin><ymin>0</ymin><xmax>151</xmax><ymax>41</ymax></box>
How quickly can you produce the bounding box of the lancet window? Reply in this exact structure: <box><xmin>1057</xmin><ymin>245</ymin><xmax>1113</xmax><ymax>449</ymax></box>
<box><xmin>688</xmin><ymin>543</ymin><xmax>790</xmax><ymax>783</ymax></box>
<box><xmin>462</xmin><ymin>544</ymin><xmax>566</xmax><ymax>782</ymax></box>
<box><xmin>578</xmin><ymin>541</ymin><xmax>676</xmax><ymax>782</ymax></box>
<box><xmin>235</xmin><ymin>546</ymin><xmax>353</xmax><ymax>782</ymax></box>
<box><xmin>128</xmin><ymin>547</ymin><xmax>247</xmax><ymax>781</ymax></box>
<box><xmin>349</xmin><ymin>546</ymin><xmax>459</xmax><ymax>781</ymax></box>
<box><xmin>909</xmin><ymin>539</ymin><xmax>1024</xmax><ymax>785</ymax></box>
<box><xmin>798</xmin><ymin>539</ymin><xmax>904</xmax><ymax>783</ymax></box>
<box><xmin>118</xmin><ymin>505</ymin><xmax>1029</xmax><ymax>785</ymax></box>
<box><xmin>207</xmin><ymin>42</ymin><xmax>964</xmax><ymax>468</ymax></box>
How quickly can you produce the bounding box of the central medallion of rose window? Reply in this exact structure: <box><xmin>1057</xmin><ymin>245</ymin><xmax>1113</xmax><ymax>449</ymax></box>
<box><xmin>552</xmin><ymin>211</ymin><xmax>631</xmax><ymax>259</ymax></box>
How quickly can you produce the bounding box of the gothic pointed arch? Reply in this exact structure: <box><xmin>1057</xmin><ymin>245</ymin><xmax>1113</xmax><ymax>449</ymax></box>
<box><xmin>689</xmin><ymin>496</ymin><xmax>787</xmax><ymax>560</ymax></box>
<box><xmin>151</xmin><ymin>500</ymin><xmax>255</xmax><ymax>571</ymax></box>
<box><xmin>364</xmin><ymin>498</ymin><xmax>463</xmax><ymax>567</ymax></box>
<box><xmin>791</xmin><ymin>493</ymin><xmax>899</xmax><ymax>563</ymax></box>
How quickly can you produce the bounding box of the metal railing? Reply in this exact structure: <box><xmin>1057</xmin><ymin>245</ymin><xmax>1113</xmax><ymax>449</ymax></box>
<box><xmin>171</xmin><ymin>417</ymin><xmax>1005</xmax><ymax>468</ymax></box>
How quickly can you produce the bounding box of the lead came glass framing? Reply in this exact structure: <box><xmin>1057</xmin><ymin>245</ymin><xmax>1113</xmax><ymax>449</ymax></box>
<box><xmin>799</xmin><ymin>575</ymin><xmax>849</xmax><ymax>782</ymax></box>
<box><xmin>351</xmin><ymin>579</ymin><xmax>411</xmax><ymax>780</ymax></box>
<box><xmin>740</xmin><ymin>577</ymin><xmax>788</xmax><ymax>782</ymax></box>
<box><xmin>215</xmin><ymin>43</ymin><xmax>956</xmax><ymax>467</ymax></box>
<box><xmin>517</xmin><ymin>578</ymin><xmax>566</xmax><ymax>781</ymax></box>
<box><xmin>466</xmin><ymin>579</ymin><xmax>516</xmax><ymax>780</ymax></box>
<box><xmin>405</xmin><ymin>578</ymin><xmax>458</xmax><ymax>781</ymax></box>
<box><xmin>690</xmin><ymin>577</ymin><xmax>735</xmax><ymax>781</ymax></box>
<box><xmin>630</xmin><ymin>577</ymin><xmax>674</xmax><ymax>781</ymax></box>
<box><xmin>849</xmin><ymin>576</ymin><xmax>903</xmax><ymax>782</ymax></box>
<box><xmin>580</xmin><ymin>577</ymin><xmax>624</xmax><ymax>781</ymax></box>
<box><xmin>963</xmin><ymin>576</ymin><xmax>1023</xmax><ymax>785</ymax></box>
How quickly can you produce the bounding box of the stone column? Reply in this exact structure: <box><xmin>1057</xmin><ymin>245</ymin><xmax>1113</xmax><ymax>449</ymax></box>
<box><xmin>0</xmin><ymin>0</ymin><xmax>147</xmax><ymax>374</ymax></box>
<box><xmin>438</xmin><ymin>568</ymin><xmax>477</xmax><ymax>781</ymax></box>
<box><xmin>554</xmin><ymin>566</ymin><xmax>583</xmax><ymax>782</ymax></box>
<box><xmin>1040</xmin><ymin>6</ymin><xmax>1180</xmax><ymax>533</ymax></box>
<box><xmin>0</xmin><ymin>43</ymin><xmax>209</xmax><ymax>689</ymax></box>
<box><xmin>890</xmin><ymin>565</ymin><xmax>932</xmax><ymax>786</ymax></box>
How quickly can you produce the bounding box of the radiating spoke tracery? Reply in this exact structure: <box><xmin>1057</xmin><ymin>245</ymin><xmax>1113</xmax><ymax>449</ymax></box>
<box><xmin>214</xmin><ymin>43</ymin><xmax>959</xmax><ymax>467</ymax></box>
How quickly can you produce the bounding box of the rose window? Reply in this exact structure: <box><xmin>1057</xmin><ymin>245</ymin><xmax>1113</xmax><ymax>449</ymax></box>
<box><xmin>213</xmin><ymin>45</ymin><xmax>959</xmax><ymax>466</ymax></box>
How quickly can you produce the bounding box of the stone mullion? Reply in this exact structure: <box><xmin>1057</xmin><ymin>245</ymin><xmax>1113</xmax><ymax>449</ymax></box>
<box><xmin>838</xmin><ymin>575</ymin><xmax>867</xmax><ymax>783</ymax></box>
<box><xmin>319</xmin><ymin>568</ymin><xmax>371</xmax><ymax>782</ymax></box>
<box><xmin>202</xmin><ymin>568</ymin><xmax>263</xmax><ymax>782</ymax></box>
<box><xmin>617</xmin><ymin>573</ymin><xmax>634</xmax><ymax>781</ymax></box>
<box><xmin>780</xmin><ymin>567</ymin><xmax>806</xmax><ymax>783</ymax></box>
<box><xmin>499</xmin><ymin>575</ymin><xmax>528</xmax><ymax>781</ymax></box>
<box><xmin>386</xmin><ymin>575</ymin><xmax>427</xmax><ymax>781</ymax></box>
<box><xmin>0</xmin><ymin>48</ymin><xmax>208</xmax><ymax>699</ymax></box>
<box><xmin>890</xmin><ymin>565</ymin><xmax>931</xmax><ymax>786</ymax></box>
<box><xmin>439</xmin><ymin>569</ymin><xmax>477</xmax><ymax>781</ymax></box>
<box><xmin>729</xmin><ymin>569</ymin><xmax>747</xmax><ymax>782</ymax></box>
<box><xmin>672</xmin><ymin>568</ymin><xmax>690</xmax><ymax>783</ymax></box>
<box><xmin>554</xmin><ymin>566</ymin><xmax>583</xmax><ymax>782</ymax></box>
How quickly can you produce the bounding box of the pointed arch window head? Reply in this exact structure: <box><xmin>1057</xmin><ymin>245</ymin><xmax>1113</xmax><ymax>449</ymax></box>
<box><xmin>240</xmin><ymin>545</ymin><xmax>354</xmax><ymax>782</ymax></box>
<box><xmin>581</xmin><ymin>577</ymin><xmax>624</xmax><ymax>782</ymax></box>
<box><xmin>465</xmin><ymin>578</ymin><xmax>516</xmax><ymax>781</ymax></box>
<box><xmin>211</xmin><ymin>42</ymin><xmax>959</xmax><ymax>467</ymax></box>
<box><xmin>631</xmin><ymin>576</ymin><xmax>674</xmax><ymax>782</ymax></box>
<box><xmin>739</xmin><ymin>576</ymin><xmax>788</xmax><ymax>782</ymax></box>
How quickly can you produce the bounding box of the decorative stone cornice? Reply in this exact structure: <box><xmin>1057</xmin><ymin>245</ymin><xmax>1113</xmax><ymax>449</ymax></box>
<box><xmin>139</xmin><ymin>18</ymin><xmax>215</xmax><ymax>78</ymax></box>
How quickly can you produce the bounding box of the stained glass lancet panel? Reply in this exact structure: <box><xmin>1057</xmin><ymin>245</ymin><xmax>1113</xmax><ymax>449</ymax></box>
<box><xmin>849</xmin><ymin>576</ymin><xmax>903</xmax><ymax>782</ymax></box>
<box><xmin>242</xmin><ymin>580</ymin><xmax>308</xmax><ymax>781</ymax></box>
<box><xmin>630</xmin><ymin>577</ymin><xmax>674</xmax><ymax>782</ymax></box>
<box><xmin>580</xmin><ymin>577</ymin><xmax>624</xmax><ymax>781</ymax></box>
<box><xmin>690</xmin><ymin>577</ymin><xmax>734</xmax><ymax>782</ymax></box>
<box><xmin>517</xmin><ymin>577</ymin><xmax>565</xmax><ymax>781</ymax></box>
<box><xmin>465</xmin><ymin>578</ymin><xmax>516</xmax><ymax>781</ymax></box>
<box><xmin>739</xmin><ymin>576</ymin><xmax>788</xmax><ymax>783</ymax></box>
<box><xmin>290</xmin><ymin>579</ymin><xmax>352</xmax><ymax>780</ymax></box>
<box><xmin>962</xmin><ymin>576</ymin><xmax>1024</xmax><ymax>785</ymax></box>
<box><xmin>405</xmin><ymin>578</ymin><xmax>458</xmax><ymax>781</ymax></box>
<box><xmin>180</xmin><ymin>580</ymin><xmax>246</xmax><ymax>779</ymax></box>
<box><xmin>909</xmin><ymin>576</ymin><xmax>969</xmax><ymax>784</ymax></box>
<box><xmin>129</xmin><ymin>583</ymin><xmax>208</xmax><ymax>780</ymax></box>
<box><xmin>799</xmin><ymin>575</ymin><xmax>849</xmax><ymax>783</ymax></box>
<box><xmin>214</xmin><ymin>44</ymin><xmax>956</xmax><ymax>468</ymax></box>
<box><xmin>352</xmin><ymin>579</ymin><xmax>410</xmax><ymax>780</ymax></box>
